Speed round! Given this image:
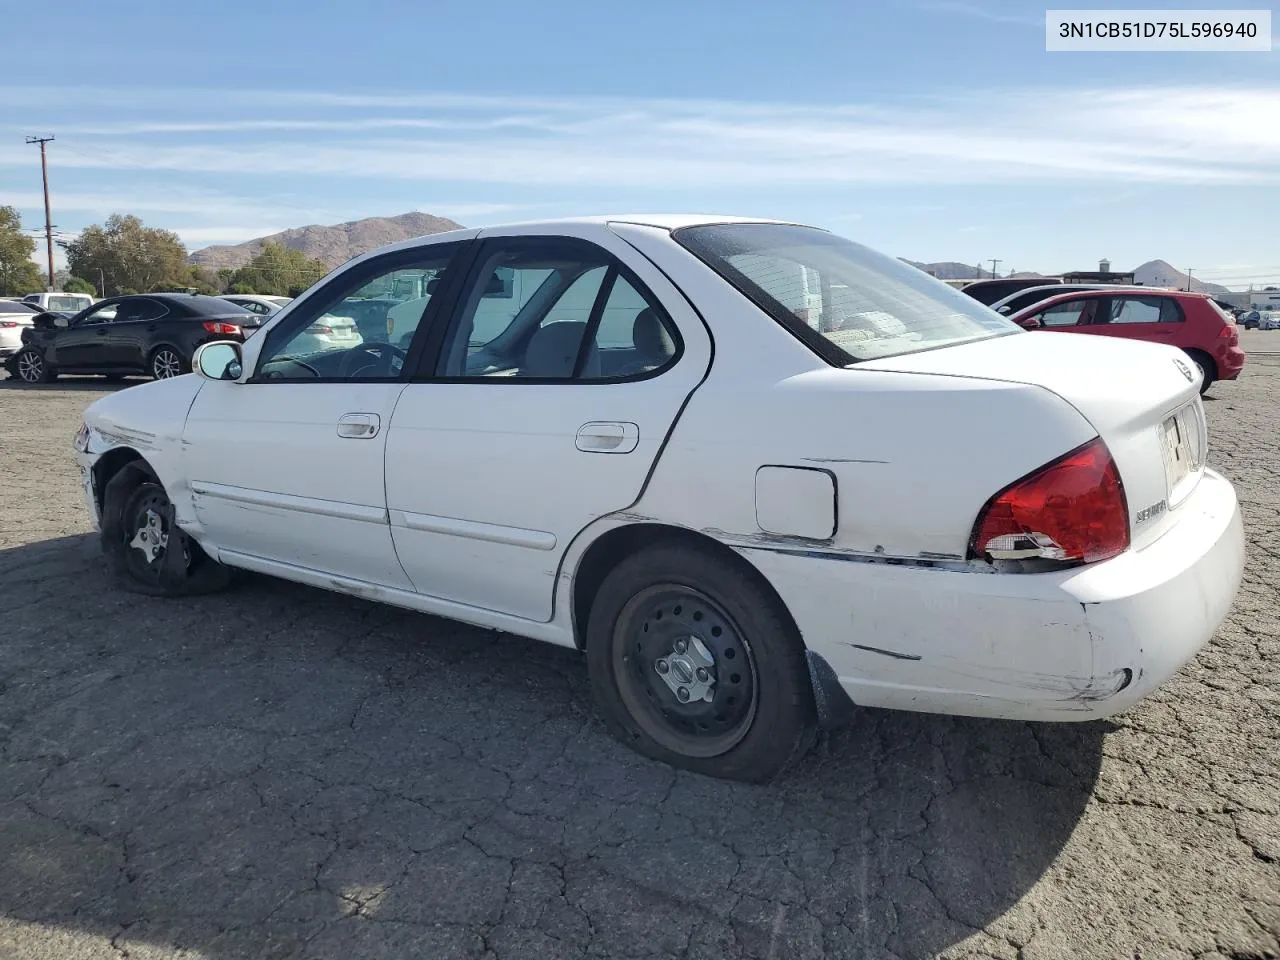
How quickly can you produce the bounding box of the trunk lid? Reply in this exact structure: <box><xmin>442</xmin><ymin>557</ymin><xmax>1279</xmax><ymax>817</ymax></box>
<box><xmin>858</xmin><ymin>330</ymin><xmax>1206</xmax><ymax>551</ymax></box>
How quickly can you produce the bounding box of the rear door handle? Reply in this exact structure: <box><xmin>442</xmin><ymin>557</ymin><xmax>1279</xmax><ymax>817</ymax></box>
<box><xmin>576</xmin><ymin>421</ymin><xmax>639</xmax><ymax>454</ymax></box>
<box><xmin>337</xmin><ymin>412</ymin><xmax>380</xmax><ymax>439</ymax></box>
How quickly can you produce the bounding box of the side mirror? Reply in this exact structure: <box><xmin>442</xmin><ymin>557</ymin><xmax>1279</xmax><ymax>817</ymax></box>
<box><xmin>54</xmin><ymin>316</ymin><xmax>70</xmax><ymax>328</ymax></box>
<box><xmin>194</xmin><ymin>340</ymin><xmax>244</xmax><ymax>381</ymax></box>
<box><xmin>1019</xmin><ymin>317</ymin><xmax>1042</xmax><ymax>330</ymax></box>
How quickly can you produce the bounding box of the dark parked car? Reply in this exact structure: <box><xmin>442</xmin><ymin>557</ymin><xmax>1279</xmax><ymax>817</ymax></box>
<box><xmin>988</xmin><ymin>283</ymin><xmax>1121</xmax><ymax>315</ymax></box>
<box><xmin>4</xmin><ymin>294</ymin><xmax>252</xmax><ymax>384</ymax></box>
<box><xmin>960</xmin><ymin>276</ymin><xmax>1064</xmax><ymax>305</ymax></box>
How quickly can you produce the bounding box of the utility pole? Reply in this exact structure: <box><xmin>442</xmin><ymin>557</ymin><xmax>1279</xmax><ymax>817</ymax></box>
<box><xmin>1185</xmin><ymin>268</ymin><xmax>1194</xmax><ymax>292</ymax></box>
<box><xmin>989</xmin><ymin>258</ymin><xmax>1002</xmax><ymax>279</ymax></box>
<box><xmin>25</xmin><ymin>135</ymin><xmax>56</xmax><ymax>290</ymax></box>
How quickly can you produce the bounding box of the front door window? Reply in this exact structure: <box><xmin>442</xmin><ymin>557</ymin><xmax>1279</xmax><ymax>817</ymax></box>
<box><xmin>253</xmin><ymin>244</ymin><xmax>463</xmax><ymax>381</ymax></box>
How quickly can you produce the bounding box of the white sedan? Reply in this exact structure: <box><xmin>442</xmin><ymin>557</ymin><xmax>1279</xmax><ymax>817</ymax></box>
<box><xmin>73</xmin><ymin>216</ymin><xmax>1244</xmax><ymax>782</ymax></box>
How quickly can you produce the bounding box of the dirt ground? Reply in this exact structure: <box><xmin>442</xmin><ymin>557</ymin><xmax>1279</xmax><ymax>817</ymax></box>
<box><xmin>1</xmin><ymin>333</ymin><xmax>1277</xmax><ymax>959</ymax></box>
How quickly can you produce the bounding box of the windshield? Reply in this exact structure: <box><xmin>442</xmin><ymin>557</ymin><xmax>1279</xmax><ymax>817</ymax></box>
<box><xmin>673</xmin><ymin>223</ymin><xmax>1020</xmax><ymax>363</ymax></box>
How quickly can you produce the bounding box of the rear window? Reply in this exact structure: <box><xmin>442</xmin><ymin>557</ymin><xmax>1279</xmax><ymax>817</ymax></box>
<box><xmin>0</xmin><ymin>301</ymin><xmax>39</xmax><ymax>313</ymax></box>
<box><xmin>48</xmin><ymin>295</ymin><xmax>92</xmax><ymax>312</ymax></box>
<box><xmin>184</xmin><ymin>296</ymin><xmax>254</xmax><ymax>316</ymax></box>
<box><xmin>673</xmin><ymin>223</ymin><xmax>1019</xmax><ymax>363</ymax></box>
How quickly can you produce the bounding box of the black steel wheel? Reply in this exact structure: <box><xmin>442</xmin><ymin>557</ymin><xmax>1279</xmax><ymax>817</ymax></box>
<box><xmin>613</xmin><ymin>585</ymin><xmax>759</xmax><ymax>759</ymax></box>
<box><xmin>100</xmin><ymin>464</ymin><xmax>233</xmax><ymax>597</ymax></box>
<box><xmin>586</xmin><ymin>542</ymin><xmax>817</xmax><ymax>782</ymax></box>
<box><xmin>119</xmin><ymin>482</ymin><xmax>189</xmax><ymax>587</ymax></box>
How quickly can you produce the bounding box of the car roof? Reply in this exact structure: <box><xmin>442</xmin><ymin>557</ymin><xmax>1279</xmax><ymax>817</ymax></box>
<box><xmin>992</xmin><ymin>282</ymin><xmax>1136</xmax><ymax>305</ymax></box>
<box><xmin>1010</xmin><ymin>286</ymin><xmax>1203</xmax><ymax>315</ymax></box>
<box><xmin>334</xmin><ymin>215</ymin><xmax>811</xmax><ymax>272</ymax></box>
<box><xmin>493</xmin><ymin>214</ymin><xmax>796</xmax><ymax>230</ymax></box>
<box><xmin>122</xmin><ymin>293</ymin><xmax>255</xmax><ymax>315</ymax></box>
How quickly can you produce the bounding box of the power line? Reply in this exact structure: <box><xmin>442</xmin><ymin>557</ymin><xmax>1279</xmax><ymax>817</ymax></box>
<box><xmin>25</xmin><ymin>135</ymin><xmax>56</xmax><ymax>290</ymax></box>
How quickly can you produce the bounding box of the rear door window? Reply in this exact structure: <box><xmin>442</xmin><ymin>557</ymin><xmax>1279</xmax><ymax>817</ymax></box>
<box><xmin>115</xmin><ymin>298</ymin><xmax>169</xmax><ymax>323</ymax></box>
<box><xmin>1108</xmin><ymin>296</ymin><xmax>1167</xmax><ymax>325</ymax></box>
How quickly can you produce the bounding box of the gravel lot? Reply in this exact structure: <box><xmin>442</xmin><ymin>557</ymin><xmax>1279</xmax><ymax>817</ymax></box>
<box><xmin>1</xmin><ymin>334</ymin><xmax>1277</xmax><ymax>960</ymax></box>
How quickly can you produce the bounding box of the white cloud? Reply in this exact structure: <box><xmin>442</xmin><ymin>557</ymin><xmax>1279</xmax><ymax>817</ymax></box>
<box><xmin>0</xmin><ymin>83</ymin><xmax>1275</xmax><ymax>191</ymax></box>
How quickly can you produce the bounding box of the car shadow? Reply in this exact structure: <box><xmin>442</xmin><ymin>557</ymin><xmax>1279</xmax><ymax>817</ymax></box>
<box><xmin>0</xmin><ymin>374</ymin><xmax>145</xmax><ymax>392</ymax></box>
<box><xmin>0</xmin><ymin>534</ymin><xmax>1105</xmax><ymax>960</ymax></box>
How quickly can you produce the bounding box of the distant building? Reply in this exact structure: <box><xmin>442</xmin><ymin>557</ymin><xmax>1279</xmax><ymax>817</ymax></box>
<box><xmin>1252</xmin><ymin>288</ymin><xmax>1280</xmax><ymax>311</ymax></box>
<box><xmin>1063</xmin><ymin>259</ymin><xmax>1136</xmax><ymax>285</ymax></box>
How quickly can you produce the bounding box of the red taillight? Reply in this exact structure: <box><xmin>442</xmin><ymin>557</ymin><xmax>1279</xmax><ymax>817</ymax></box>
<box><xmin>202</xmin><ymin>321</ymin><xmax>241</xmax><ymax>335</ymax></box>
<box><xmin>0</xmin><ymin>321</ymin><xmax>19</xmax><ymax>329</ymax></box>
<box><xmin>307</xmin><ymin>324</ymin><xmax>334</xmax><ymax>335</ymax></box>
<box><xmin>1218</xmin><ymin>323</ymin><xmax>1238</xmax><ymax>345</ymax></box>
<box><xmin>970</xmin><ymin>437</ymin><xmax>1129</xmax><ymax>566</ymax></box>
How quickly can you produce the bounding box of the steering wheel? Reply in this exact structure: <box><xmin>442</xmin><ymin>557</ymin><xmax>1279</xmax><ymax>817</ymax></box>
<box><xmin>337</xmin><ymin>342</ymin><xmax>408</xmax><ymax>378</ymax></box>
<box><xmin>261</xmin><ymin>357</ymin><xmax>321</xmax><ymax>379</ymax></box>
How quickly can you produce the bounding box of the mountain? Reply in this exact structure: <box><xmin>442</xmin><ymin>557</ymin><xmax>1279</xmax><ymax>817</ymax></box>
<box><xmin>1132</xmin><ymin>260</ymin><xmax>1230</xmax><ymax>297</ymax></box>
<box><xmin>903</xmin><ymin>257</ymin><xmax>1232</xmax><ymax>295</ymax></box>
<box><xmin>188</xmin><ymin>212</ymin><xmax>465</xmax><ymax>271</ymax></box>
<box><xmin>901</xmin><ymin>260</ymin><xmax>984</xmax><ymax>280</ymax></box>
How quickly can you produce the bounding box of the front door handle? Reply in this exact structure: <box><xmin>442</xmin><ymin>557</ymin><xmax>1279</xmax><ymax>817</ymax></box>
<box><xmin>337</xmin><ymin>412</ymin><xmax>380</xmax><ymax>439</ymax></box>
<box><xmin>576</xmin><ymin>421</ymin><xmax>639</xmax><ymax>454</ymax></box>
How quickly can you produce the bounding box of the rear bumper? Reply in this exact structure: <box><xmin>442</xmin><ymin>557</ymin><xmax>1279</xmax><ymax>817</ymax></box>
<box><xmin>1219</xmin><ymin>345</ymin><xmax>1246</xmax><ymax>379</ymax></box>
<box><xmin>742</xmin><ymin>468</ymin><xmax>1244</xmax><ymax>722</ymax></box>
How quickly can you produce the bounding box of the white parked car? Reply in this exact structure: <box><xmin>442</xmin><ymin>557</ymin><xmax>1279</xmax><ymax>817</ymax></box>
<box><xmin>72</xmin><ymin>216</ymin><xmax>1244</xmax><ymax>782</ymax></box>
<box><xmin>217</xmin><ymin>294</ymin><xmax>293</xmax><ymax>328</ymax></box>
<box><xmin>23</xmin><ymin>291</ymin><xmax>95</xmax><ymax>313</ymax></box>
<box><xmin>0</xmin><ymin>300</ymin><xmax>43</xmax><ymax>359</ymax></box>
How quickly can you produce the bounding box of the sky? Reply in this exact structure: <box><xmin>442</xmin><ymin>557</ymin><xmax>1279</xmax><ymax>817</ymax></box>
<box><xmin>1</xmin><ymin>0</ymin><xmax>1277</xmax><ymax>289</ymax></box>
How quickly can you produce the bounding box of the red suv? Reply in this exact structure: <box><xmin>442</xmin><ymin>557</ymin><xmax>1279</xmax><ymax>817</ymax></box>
<box><xmin>1008</xmin><ymin>288</ymin><xmax>1244</xmax><ymax>395</ymax></box>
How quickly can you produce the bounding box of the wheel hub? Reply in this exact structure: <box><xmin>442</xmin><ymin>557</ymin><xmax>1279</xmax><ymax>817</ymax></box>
<box><xmin>654</xmin><ymin>635</ymin><xmax>716</xmax><ymax>703</ymax></box>
<box><xmin>128</xmin><ymin>508</ymin><xmax>168</xmax><ymax>564</ymax></box>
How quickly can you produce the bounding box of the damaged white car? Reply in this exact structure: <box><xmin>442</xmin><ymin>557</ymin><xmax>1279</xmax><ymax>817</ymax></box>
<box><xmin>74</xmin><ymin>216</ymin><xmax>1245</xmax><ymax>782</ymax></box>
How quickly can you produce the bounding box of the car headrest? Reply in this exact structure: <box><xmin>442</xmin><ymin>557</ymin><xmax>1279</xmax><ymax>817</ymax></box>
<box><xmin>523</xmin><ymin>321</ymin><xmax>598</xmax><ymax>378</ymax></box>
<box><xmin>632</xmin><ymin>307</ymin><xmax>675</xmax><ymax>361</ymax></box>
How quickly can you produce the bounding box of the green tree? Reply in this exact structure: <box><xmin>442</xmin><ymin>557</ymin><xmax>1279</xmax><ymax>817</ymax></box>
<box><xmin>228</xmin><ymin>282</ymin><xmax>256</xmax><ymax>294</ymax></box>
<box><xmin>66</xmin><ymin>214</ymin><xmax>190</xmax><ymax>297</ymax></box>
<box><xmin>228</xmin><ymin>242</ymin><xmax>328</xmax><ymax>297</ymax></box>
<box><xmin>0</xmin><ymin>206</ymin><xmax>45</xmax><ymax>296</ymax></box>
<box><xmin>63</xmin><ymin>276</ymin><xmax>97</xmax><ymax>296</ymax></box>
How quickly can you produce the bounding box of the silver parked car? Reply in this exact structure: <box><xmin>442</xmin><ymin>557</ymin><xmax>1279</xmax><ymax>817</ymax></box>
<box><xmin>217</xmin><ymin>295</ymin><xmax>294</xmax><ymax>335</ymax></box>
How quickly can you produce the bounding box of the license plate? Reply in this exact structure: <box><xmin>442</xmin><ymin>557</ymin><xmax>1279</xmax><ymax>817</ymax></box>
<box><xmin>333</xmin><ymin>327</ymin><xmax>353</xmax><ymax>339</ymax></box>
<box><xmin>1160</xmin><ymin>402</ymin><xmax>1205</xmax><ymax>500</ymax></box>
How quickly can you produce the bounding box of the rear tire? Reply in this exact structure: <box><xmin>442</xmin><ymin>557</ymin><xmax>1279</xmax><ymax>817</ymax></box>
<box><xmin>13</xmin><ymin>347</ymin><xmax>56</xmax><ymax>383</ymax></box>
<box><xmin>585</xmin><ymin>543</ymin><xmax>816</xmax><ymax>782</ymax></box>
<box><xmin>149</xmin><ymin>347</ymin><xmax>188</xmax><ymax>380</ymax></box>
<box><xmin>1185</xmin><ymin>350</ymin><xmax>1215</xmax><ymax>396</ymax></box>
<box><xmin>101</xmin><ymin>463</ymin><xmax>232</xmax><ymax>597</ymax></box>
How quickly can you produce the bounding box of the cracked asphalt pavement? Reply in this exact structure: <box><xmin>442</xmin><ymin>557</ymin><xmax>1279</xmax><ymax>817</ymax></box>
<box><xmin>1</xmin><ymin>333</ymin><xmax>1277</xmax><ymax>960</ymax></box>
